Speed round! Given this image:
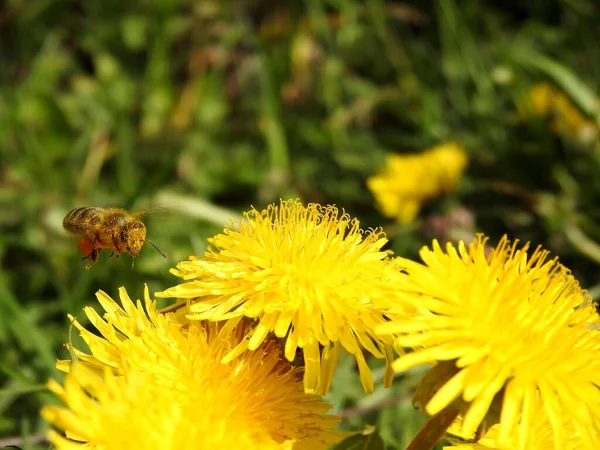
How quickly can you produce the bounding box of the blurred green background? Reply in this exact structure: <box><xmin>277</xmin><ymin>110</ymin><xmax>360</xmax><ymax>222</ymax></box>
<box><xmin>2</xmin><ymin>0</ymin><xmax>600</xmax><ymax>448</ymax></box>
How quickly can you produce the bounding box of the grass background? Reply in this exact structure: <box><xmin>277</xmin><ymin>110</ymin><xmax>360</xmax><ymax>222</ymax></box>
<box><xmin>2</xmin><ymin>0</ymin><xmax>600</xmax><ymax>448</ymax></box>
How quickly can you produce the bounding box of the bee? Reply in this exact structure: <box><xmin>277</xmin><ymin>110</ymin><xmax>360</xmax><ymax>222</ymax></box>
<box><xmin>63</xmin><ymin>207</ymin><xmax>166</xmax><ymax>270</ymax></box>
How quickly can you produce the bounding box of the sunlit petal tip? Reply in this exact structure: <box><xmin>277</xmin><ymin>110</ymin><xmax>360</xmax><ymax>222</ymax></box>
<box><xmin>56</xmin><ymin>360</ymin><xmax>71</xmax><ymax>373</ymax></box>
<box><xmin>66</xmin><ymin>314</ymin><xmax>84</xmax><ymax>332</ymax></box>
<box><xmin>95</xmin><ymin>290</ymin><xmax>120</xmax><ymax>314</ymax></box>
<box><xmin>40</xmin><ymin>406</ymin><xmax>59</xmax><ymax>424</ymax></box>
<box><xmin>247</xmin><ymin>332</ymin><xmax>267</xmax><ymax>351</ymax></box>
<box><xmin>153</xmin><ymin>287</ymin><xmax>172</xmax><ymax>298</ymax></box>
<box><xmin>143</xmin><ymin>283</ymin><xmax>152</xmax><ymax>303</ymax></box>
<box><xmin>46</xmin><ymin>379</ymin><xmax>64</xmax><ymax>396</ymax></box>
<box><xmin>117</xmin><ymin>286</ymin><xmax>131</xmax><ymax>301</ymax></box>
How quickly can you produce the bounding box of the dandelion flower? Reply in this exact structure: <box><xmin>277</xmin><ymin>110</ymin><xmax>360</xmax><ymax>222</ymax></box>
<box><xmin>443</xmin><ymin>394</ymin><xmax>600</xmax><ymax>450</ymax></box>
<box><xmin>518</xmin><ymin>83</ymin><xmax>597</xmax><ymax>144</ymax></box>
<box><xmin>42</xmin><ymin>287</ymin><xmax>345</xmax><ymax>449</ymax></box>
<box><xmin>156</xmin><ymin>199</ymin><xmax>408</xmax><ymax>395</ymax></box>
<box><xmin>366</xmin><ymin>142</ymin><xmax>468</xmax><ymax>224</ymax></box>
<box><xmin>377</xmin><ymin>235</ymin><xmax>600</xmax><ymax>449</ymax></box>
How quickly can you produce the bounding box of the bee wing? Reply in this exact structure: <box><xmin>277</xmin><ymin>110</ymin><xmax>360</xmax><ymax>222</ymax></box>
<box><xmin>132</xmin><ymin>205</ymin><xmax>173</xmax><ymax>219</ymax></box>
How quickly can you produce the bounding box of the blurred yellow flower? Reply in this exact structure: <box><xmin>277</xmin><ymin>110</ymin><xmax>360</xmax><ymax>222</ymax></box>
<box><xmin>156</xmin><ymin>199</ymin><xmax>409</xmax><ymax>395</ymax></box>
<box><xmin>518</xmin><ymin>83</ymin><xmax>598</xmax><ymax>144</ymax></box>
<box><xmin>378</xmin><ymin>235</ymin><xmax>600</xmax><ymax>449</ymax></box>
<box><xmin>42</xmin><ymin>287</ymin><xmax>344</xmax><ymax>450</ymax></box>
<box><xmin>367</xmin><ymin>142</ymin><xmax>468</xmax><ymax>224</ymax></box>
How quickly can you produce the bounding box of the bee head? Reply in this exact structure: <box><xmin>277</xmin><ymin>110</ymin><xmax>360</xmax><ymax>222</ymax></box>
<box><xmin>124</xmin><ymin>221</ymin><xmax>147</xmax><ymax>257</ymax></box>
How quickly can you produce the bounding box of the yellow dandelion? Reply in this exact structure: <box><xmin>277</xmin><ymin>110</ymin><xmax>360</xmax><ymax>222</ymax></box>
<box><xmin>42</xmin><ymin>287</ymin><xmax>345</xmax><ymax>449</ymax></box>
<box><xmin>518</xmin><ymin>83</ymin><xmax>598</xmax><ymax>144</ymax></box>
<box><xmin>156</xmin><ymin>199</ymin><xmax>408</xmax><ymax>395</ymax></box>
<box><xmin>377</xmin><ymin>235</ymin><xmax>600</xmax><ymax>450</ymax></box>
<box><xmin>443</xmin><ymin>393</ymin><xmax>600</xmax><ymax>450</ymax></box>
<box><xmin>43</xmin><ymin>365</ymin><xmax>296</xmax><ymax>450</ymax></box>
<box><xmin>367</xmin><ymin>142</ymin><xmax>468</xmax><ymax>224</ymax></box>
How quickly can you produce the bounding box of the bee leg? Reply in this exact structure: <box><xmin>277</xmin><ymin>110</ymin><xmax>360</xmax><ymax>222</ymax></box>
<box><xmin>115</xmin><ymin>252</ymin><xmax>121</xmax><ymax>259</ymax></box>
<box><xmin>85</xmin><ymin>248</ymin><xmax>100</xmax><ymax>270</ymax></box>
<box><xmin>81</xmin><ymin>245</ymin><xmax>97</xmax><ymax>261</ymax></box>
<box><xmin>108</xmin><ymin>250</ymin><xmax>115</xmax><ymax>258</ymax></box>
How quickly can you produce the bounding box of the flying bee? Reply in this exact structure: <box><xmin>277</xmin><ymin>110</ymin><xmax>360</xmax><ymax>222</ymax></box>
<box><xmin>63</xmin><ymin>207</ymin><xmax>166</xmax><ymax>270</ymax></box>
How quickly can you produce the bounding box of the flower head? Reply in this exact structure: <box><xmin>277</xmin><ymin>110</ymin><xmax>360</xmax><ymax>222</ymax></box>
<box><xmin>42</xmin><ymin>287</ymin><xmax>344</xmax><ymax>449</ymax></box>
<box><xmin>156</xmin><ymin>199</ymin><xmax>408</xmax><ymax>395</ymax></box>
<box><xmin>443</xmin><ymin>395</ymin><xmax>600</xmax><ymax>450</ymax></box>
<box><xmin>378</xmin><ymin>235</ymin><xmax>600</xmax><ymax>449</ymax></box>
<box><xmin>367</xmin><ymin>142</ymin><xmax>468</xmax><ymax>224</ymax></box>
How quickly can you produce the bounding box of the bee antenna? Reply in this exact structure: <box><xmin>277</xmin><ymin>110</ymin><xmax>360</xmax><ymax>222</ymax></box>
<box><xmin>146</xmin><ymin>240</ymin><xmax>167</xmax><ymax>258</ymax></box>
